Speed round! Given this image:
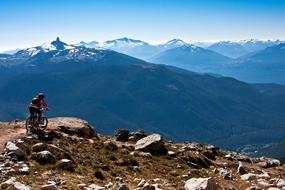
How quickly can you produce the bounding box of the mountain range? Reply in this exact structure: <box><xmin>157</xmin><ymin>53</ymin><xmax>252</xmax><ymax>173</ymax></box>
<box><xmin>2</xmin><ymin>38</ymin><xmax>284</xmax><ymax>84</ymax></box>
<box><xmin>0</xmin><ymin>38</ymin><xmax>285</xmax><ymax>153</ymax></box>
<box><xmin>71</xmin><ymin>38</ymin><xmax>285</xmax><ymax>84</ymax></box>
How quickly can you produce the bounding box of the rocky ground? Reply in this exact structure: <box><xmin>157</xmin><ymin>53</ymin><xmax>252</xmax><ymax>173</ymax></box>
<box><xmin>0</xmin><ymin>117</ymin><xmax>284</xmax><ymax>190</ymax></box>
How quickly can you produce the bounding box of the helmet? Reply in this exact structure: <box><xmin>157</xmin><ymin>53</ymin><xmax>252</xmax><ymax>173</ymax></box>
<box><xmin>38</xmin><ymin>93</ymin><xmax>45</xmax><ymax>99</ymax></box>
<box><xmin>32</xmin><ymin>98</ymin><xmax>40</xmax><ymax>104</ymax></box>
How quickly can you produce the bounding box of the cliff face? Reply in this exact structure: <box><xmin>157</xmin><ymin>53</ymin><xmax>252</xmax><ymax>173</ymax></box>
<box><xmin>0</xmin><ymin>117</ymin><xmax>284</xmax><ymax>190</ymax></box>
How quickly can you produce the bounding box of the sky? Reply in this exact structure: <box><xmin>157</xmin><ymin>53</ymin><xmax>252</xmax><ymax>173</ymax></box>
<box><xmin>1</xmin><ymin>0</ymin><xmax>285</xmax><ymax>51</ymax></box>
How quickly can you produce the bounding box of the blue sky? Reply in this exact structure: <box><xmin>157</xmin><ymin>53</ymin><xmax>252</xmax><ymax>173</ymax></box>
<box><xmin>1</xmin><ymin>0</ymin><xmax>285</xmax><ymax>51</ymax></box>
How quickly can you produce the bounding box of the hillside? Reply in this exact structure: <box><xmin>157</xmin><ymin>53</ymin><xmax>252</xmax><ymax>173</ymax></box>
<box><xmin>255</xmin><ymin>141</ymin><xmax>285</xmax><ymax>163</ymax></box>
<box><xmin>0</xmin><ymin>118</ymin><xmax>284</xmax><ymax>190</ymax></box>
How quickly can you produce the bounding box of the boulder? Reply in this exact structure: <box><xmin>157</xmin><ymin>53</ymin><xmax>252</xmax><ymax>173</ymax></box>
<box><xmin>5</xmin><ymin>142</ymin><xmax>26</xmax><ymax>160</ymax></box>
<box><xmin>184</xmin><ymin>177</ymin><xmax>218</xmax><ymax>190</ymax></box>
<box><xmin>257</xmin><ymin>158</ymin><xmax>281</xmax><ymax>168</ymax></box>
<box><xmin>113</xmin><ymin>129</ymin><xmax>130</xmax><ymax>142</ymax></box>
<box><xmin>240</xmin><ymin>173</ymin><xmax>257</xmax><ymax>181</ymax></box>
<box><xmin>32</xmin><ymin>150</ymin><xmax>56</xmax><ymax>164</ymax></box>
<box><xmin>181</xmin><ymin>151</ymin><xmax>211</xmax><ymax>168</ymax></box>
<box><xmin>1</xmin><ymin>177</ymin><xmax>31</xmax><ymax>190</ymax></box>
<box><xmin>135</xmin><ymin>134</ymin><xmax>166</xmax><ymax>154</ymax></box>
<box><xmin>128</xmin><ymin>130</ymin><xmax>146</xmax><ymax>142</ymax></box>
<box><xmin>41</xmin><ymin>184</ymin><xmax>58</xmax><ymax>190</ymax></box>
<box><xmin>49</xmin><ymin>117</ymin><xmax>97</xmax><ymax>138</ymax></box>
<box><xmin>56</xmin><ymin>159</ymin><xmax>75</xmax><ymax>172</ymax></box>
<box><xmin>276</xmin><ymin>179</ymin><xmax>285</xmax><ymax>188</ymax></box>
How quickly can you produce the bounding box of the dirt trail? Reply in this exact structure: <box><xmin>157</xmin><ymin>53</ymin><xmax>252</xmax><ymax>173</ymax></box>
<box><xmin>0</xmin><ymin>121</ymin><xmax>26</xmax><ymax>152</ymax></box>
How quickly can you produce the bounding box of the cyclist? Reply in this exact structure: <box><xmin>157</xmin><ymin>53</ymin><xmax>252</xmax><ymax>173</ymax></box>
<box><xmin>29</xmin><ymin>93</ymin><xmax>49</xmax><ymax>127</ymax></box>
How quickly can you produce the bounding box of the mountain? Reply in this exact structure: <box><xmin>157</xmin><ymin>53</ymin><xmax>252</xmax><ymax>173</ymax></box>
<box><xmin>0</xmin><ymin>37</ymin><xmax>147</xmax><ymax>69</ymax></box>
<box><xmin>157</xmin><ymin>39</ymin><xmax>188</xmax><ymax>50</ymax></box>
<box><xmin>0</xmin><ymin>40</ymin><xmax>285</xmax><ymax>151</ymax></box>
<box><xmin>239</xmin><ymin>39</ymin><xmax>283</xmax><ymax>52</ymax></box>
<box><xmin>149</xmin><ymin>44</ymin><xmax>232</xmax><ymax>73</ymax></box>
<box><xmin>75</xmin><ymin>41</ymin><xmax>100</xmax><ymax>48</ymax></box>
<box><xmin>224</xmin><ymin>43</ymin><xmax>285</xmax><ymax>84</ymax></box>
<box><xmin>208</xmin><ymin>41</ymin><xmax>249</xmax><ymax>58</ymax></box>
<box><xmin>102</xmin><ymin>37</ymin><xmax>160</xmax><ymax>60</ymax></box>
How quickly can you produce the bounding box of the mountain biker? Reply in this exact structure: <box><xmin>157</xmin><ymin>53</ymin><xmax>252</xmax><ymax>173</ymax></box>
<box><xmin>29</xmin><ymin>93</ymin><xmax>49</xmax><ymax>118</ymax></box>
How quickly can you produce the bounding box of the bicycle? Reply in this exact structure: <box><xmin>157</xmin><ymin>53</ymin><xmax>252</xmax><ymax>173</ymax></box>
<box><xmin>25</xmin><ymin>108</ymin><xmax>48</xmax><ymax>134</ymax></box>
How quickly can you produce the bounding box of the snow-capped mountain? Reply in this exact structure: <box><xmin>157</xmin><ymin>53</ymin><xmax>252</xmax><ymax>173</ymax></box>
<box><xmin>0</xmin><ymin>37</ymin><xmax>147</xmax><ymax>68</ymax></box>
<box><xmin>239</xmin><ymin>39</ymin><xmax>283</xmax><ymax>52</ymax></box>
<box><xmin>101</xmin><ymin>37</ymin><xmax>159</xmax><ymax>60</ymax></box>
<box><xmin>14</xmin><ymin>37</ymin><xmax>74</xmax><ymax>58</ymax></box>
<box><xmin>208</xmin><ymin>41</ymin><xmax>249</xmax><ymax>58</ymax></box>
<box><xmin>103</xmin><ymin>37</ymin><xmax>149</xmax><ymax>48</ymax></box>
<box><xmin>158</xmin><ymin>39</ymin><xmax>188</xmax><ymax>50</ymax></box>
<box><xmin>75</xmin><ymin>41</ymin><xmax>100</xmax><ymax>48</ymax></box>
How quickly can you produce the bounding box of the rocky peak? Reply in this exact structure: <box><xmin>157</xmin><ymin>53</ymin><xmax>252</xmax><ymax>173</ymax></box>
<box><xmin>51</xmin><ymin>37</ymin><xmax>68</xmax><ymax>50</ymax></box>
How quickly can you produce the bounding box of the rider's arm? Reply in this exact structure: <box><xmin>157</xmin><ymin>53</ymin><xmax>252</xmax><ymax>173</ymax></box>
<box><xmin>41</xmin><ymin>99</ymin><xmax>48</xmax><ymax>110</ymax></box>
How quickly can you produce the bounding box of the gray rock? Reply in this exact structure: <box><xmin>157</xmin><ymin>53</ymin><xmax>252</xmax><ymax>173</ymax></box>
<box><xmin>113</xmin><ymin>129</ymin><xmax>130</xmax><ymax>142</ymax></box>
<box><xmin>135</xmin><ymin>134</ymin><xmax>165</xmax><ymax>154</ymax></box>
<box><xmin>5</xmin><ymin>142</ymin><xmax>26</xmax><ymax>159</ymax></box>
<box><xmin>57</xmin><ymin>159</ymin><xmax>75</xmax><ymax>171</ymax></box>
<box><xmin>1</xmin><ymin>177</ymin><xmax>31</xmax><ymax>190</ymax></box>
<box><xmin>31</xmin><ymin>150</ymin><xmax>56</xmax><ymax>164</ymax></box>
<box><xmin>240</xmin><ymin>173</ymin><xmax>257</xmax><ymax>181</ymax></box>
<box><xmin>184</xmin><ymin>177</ymin><xmax>218</xmax><ymax>190</ymax></box>
<box><xmin>128</xmin><ymin>130</ymin><xmax>146</xmax><ymax>142</ymax></box>
<box><xmin>276</xmin><ymin>179</ymin><xmax>285</xmax><ymax>188</ymax></box>
<box><xmin>257</xmin><ymin>158</ymin><xmax>281</xmax><ymax>168</ymax></box>
<box><xmin>52</xmin><ymin>117</ymin><xmax>97</xmax><ymax>138</ymax></box>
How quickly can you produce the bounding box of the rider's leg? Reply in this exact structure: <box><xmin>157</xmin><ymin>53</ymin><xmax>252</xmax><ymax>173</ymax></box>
<box><xmin>35</xmin><ymin>108</ymin><xmax>41</xmax><ymax>128</ymax></box>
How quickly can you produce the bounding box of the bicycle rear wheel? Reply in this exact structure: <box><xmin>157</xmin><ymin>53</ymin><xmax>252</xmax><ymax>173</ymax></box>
<box><xmin>25</xmin><ymin>116</ymin><xmax>33</xmax><ymax>134</ymax></box>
